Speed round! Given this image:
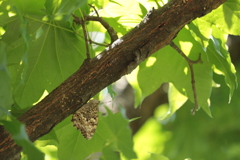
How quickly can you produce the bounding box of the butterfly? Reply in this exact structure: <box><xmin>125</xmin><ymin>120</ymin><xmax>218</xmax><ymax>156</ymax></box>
<box><xmin>71</xmin><ymin>99</ymin><xmax>100</xmax><ymax>140</ymax></box>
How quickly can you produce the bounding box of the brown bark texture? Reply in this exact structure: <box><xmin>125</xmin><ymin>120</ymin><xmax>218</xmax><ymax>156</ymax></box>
<box><xmin>0</xmin><ymin>0</ymin><xmax>226</xmax><ymax>159</ymax></box>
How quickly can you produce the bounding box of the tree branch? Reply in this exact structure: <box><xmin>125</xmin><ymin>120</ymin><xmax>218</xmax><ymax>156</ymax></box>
<box><xmin>0</xmin><ymin>0</ymin><xmax>226</xmax><ymax>159</ymax></box>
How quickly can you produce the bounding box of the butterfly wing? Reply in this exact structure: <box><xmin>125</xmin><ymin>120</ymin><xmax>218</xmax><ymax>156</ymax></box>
<box><xmin>72</xmin><ymin>99</ymin><xmax>100</xmax><ymax>140</ymax></box>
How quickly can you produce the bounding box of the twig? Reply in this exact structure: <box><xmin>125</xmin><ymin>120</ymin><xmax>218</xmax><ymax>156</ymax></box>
<box><xmin>87</xmin><ymin>4</ymin><xmax>99</xmax><ymax>48</ymax></box>
<box><xmin>169</xmin><ymin>41</ymin><xmax>203</xmax><ymax>115</ymax></box>
<box><xmin>89</xmin><ymin>39</ymin><xmax>109</xmax><ymax>47</ymax></box>
<box><xmin>85</xmin><ymin>16</ymin><xmax>118</xmax><ymax>43</ymax></box>
<box><xmin>72</xmin><ymin>14</ymin><xmax>90</xmax><ymax>59</ymax></box>
<box><xmin>89</xmin><ymin>4</ymin><xmax>99</xmax><ymax>17</ymax></box>
<box><xmin>72</xmin><ymin>14</ymin><xmax>118</xmax><ymax>44</ymax></box>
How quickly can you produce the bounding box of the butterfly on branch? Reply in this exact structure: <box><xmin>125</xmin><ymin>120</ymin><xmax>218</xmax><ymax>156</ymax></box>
<box><xmin>71</xmin><ymin>99</ymin><xmax>100</xmax><ymax>140</ymax></box>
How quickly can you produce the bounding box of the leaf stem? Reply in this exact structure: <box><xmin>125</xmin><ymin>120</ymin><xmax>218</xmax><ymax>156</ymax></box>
<box><xmin>169</xmin><ymin>41</ymin><xmax>203</xmax><ymax>115</ymax></box>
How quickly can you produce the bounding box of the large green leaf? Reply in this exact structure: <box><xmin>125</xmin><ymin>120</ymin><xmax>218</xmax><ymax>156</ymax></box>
<box><xmin>134</xmin><ymin>27</ymin><xmax>212</xmax><ymax>116</ymax></box>
<box><xmin>2</xmin><ymin>0</ymin><xmax>87</xmax><ymax>108</ymax></box>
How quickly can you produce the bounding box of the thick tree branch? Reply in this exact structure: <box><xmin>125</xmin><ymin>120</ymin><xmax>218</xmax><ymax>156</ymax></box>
<box><xmin>0</xmin><ymin>0</ymin><xmax>226</xmax><ymax>159</ymax></box>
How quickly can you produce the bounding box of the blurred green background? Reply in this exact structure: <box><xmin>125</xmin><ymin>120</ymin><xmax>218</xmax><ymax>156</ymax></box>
<box><xmin>133</xmin><ymin>62</ymin><xmax>240</xmax><ymax>160</ymax></box>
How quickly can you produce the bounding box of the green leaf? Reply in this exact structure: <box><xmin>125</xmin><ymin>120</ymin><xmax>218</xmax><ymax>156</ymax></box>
<box><xmin>0</xmin><ymin>1</ymin><xmax>15</xmax><ymax>26</ymax></box>
<box><xmin>207</xmin><ymin>36</ymin><xmax>237</xmax><ymax>102</ymax></box>
<box><xmin>56</xmin><ymin>0</ymin><xmax>87</xmax><ymax>14</ymax></box>
<box><xmin>107</xmin><ymin>84</ymin><xmax>116</xmax><ymax>98</ymax></box>
<box><xmin>135</xmin><ymin>27</ymin><xmax>212</xmax><ymax>115</ymax></box>
<box><xmin>172</xmin><ymin>29</ymin><xmax>213</xmax><ymax>116</ymax></box>
<box><xmin>188</xmin><ymin>15</ymin><xmax>237</xmax><ymax>107</ymax></box>
<box><xmin>138</xmin><ymin>2</ymin><xmax>148</xmax><ymax>17</ymax></box>
<box><xmin>101</xmin><ymin>144</ymin><xmax>120</xmax><ymax>160</ymax></box>
<box><xmin>55</xmin><ymin>0</ymin><xmax>88</xmax><ymax>21</ymax></box>
<box><xmin>188</xmin><ymin>20</ymin><xmax>212</xmax><ymax>49</ymax></box>
<box><xmin>0</xmin><ymin>42</ymin><xmax>13</xmax><ymax>117</ymax></box>
<box><xmin>2</xmin><ymin>0</ymin><xmax>86</xmax><ymax>108</ymax></box>
<box><xmin>0</xmin><ymin>110</ymin><xmax>44</xmax><ymax>160</ymax></box>
<box><xmin>134</xmin><ymin>117</ymin><xmax>170</xmax><ymax>159</ymax></box>
<box><xmin>100</xmin><ymin>0</ymin><xmax>143</xmax><ymax>29</ymax></box>
<box><xmin>54</xmin><ymin>108</ymin><xmax>136</xmax><ymax>160</ymax></box>
<box><xmin>201</xmin><ymin>0</ymin><xmax>240</xmax><ymax>35</ymax></box>
<box><xmin>11</xmin><ymin>0</ymin><xmax>45</xmax><ymax>15</ymax></box>
<box><xmin>163</xmin><ymin>83</ymin><xmax>188</xmax><ymax>119</ymax></box>
<box><xmin>102</xmin><ymin>17</ymin><xmax>128</xmax><ymax>36</ymax></box>
<box><xmin>44</xmin><ymin>0</ymin><xmax>88</xmax><ymax>21</ymax></box>
<box><xmin>101</xmin><ymin>108</ymin><xmax>136</xmax><ymax>159</ymax></box>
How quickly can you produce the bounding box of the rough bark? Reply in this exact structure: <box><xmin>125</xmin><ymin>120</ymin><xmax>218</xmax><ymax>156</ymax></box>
<box><xmin>0</xmin><ymin>0</ymin><xmax>226</xmax><ymax>159</ymax></box>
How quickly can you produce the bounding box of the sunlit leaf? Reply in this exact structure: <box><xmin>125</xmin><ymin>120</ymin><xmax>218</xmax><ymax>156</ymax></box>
<box><xmin>207</xmin><ymin>36</ymin><xmax>237</xmax><ymax>102</ymax></box>
<box><xmin>188</xmin><ymin>19</ymin><xmax>212</xmax><ymax>49</ymax></box>
<box><xmin>164</xmin><ymin>83</ymin><xmax>188</xmax><ymax>119</ymax></box>
<box><xmin>134</xmin><ymin>118</ymin><xmax>170</xmax><ymax>159</ymax></box>
<box><xmin>136</xmin><ymin>27</ymin><xmax>212</xmax><ymax>115</ymax></box>
<box><xmin>201</xmin><ymin>0</ymin><xmax>240</xmax><ymax>35</ymax></box>
<box><xmin>100</xmin><ymin>0</ymin><xmax>144</xmax><ymax>28</ymax></box>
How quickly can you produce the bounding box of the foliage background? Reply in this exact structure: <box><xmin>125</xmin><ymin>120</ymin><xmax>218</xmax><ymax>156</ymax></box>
<box><xmin>0</xmin><ymin>0</ymin><xmax>240</xmax><ymax>159</ymax></box>
<box><xmin>135</xmin><ymin>64</ymin><xmax>240</xmax><ymax>160</ymax></box>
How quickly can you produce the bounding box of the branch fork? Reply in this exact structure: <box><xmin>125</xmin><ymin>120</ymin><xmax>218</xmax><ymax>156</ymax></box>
<box><xmin>169</xmin><ymin>41</ymin><xmax>203</xmax><ymax>115</ymax></box>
